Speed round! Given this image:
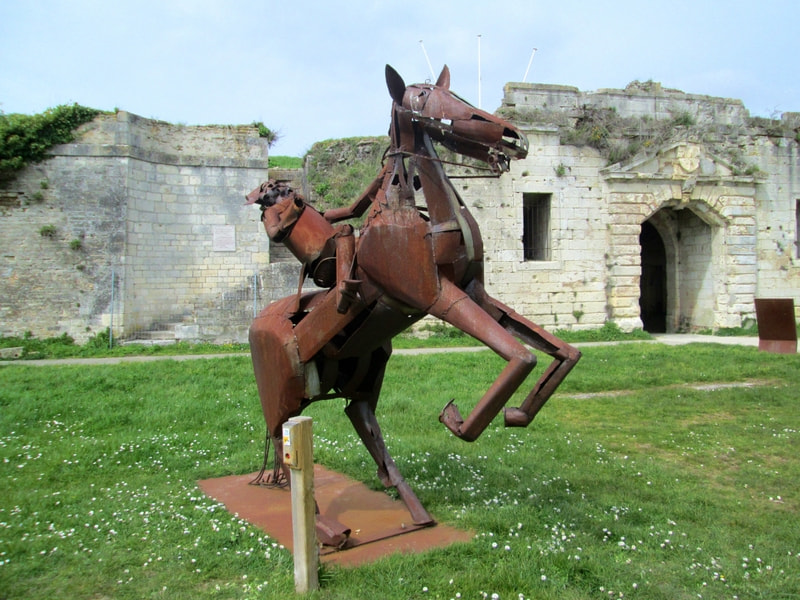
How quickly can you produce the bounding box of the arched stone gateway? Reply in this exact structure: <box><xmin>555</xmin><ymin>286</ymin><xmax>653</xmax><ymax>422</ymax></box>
<box><xmin>639</xmin><ymin>220</ymin><xmax>667</xmax><ymax>332</ymax></box>
<box><xmin>604</xmin><ymin>143</ymin><xmax>758</xmax><ymax>332</ymax></box>
<box><xmin>640</xmin><ymin>206</ymin><xmax>719</xmax><ymax>333</ymax></box>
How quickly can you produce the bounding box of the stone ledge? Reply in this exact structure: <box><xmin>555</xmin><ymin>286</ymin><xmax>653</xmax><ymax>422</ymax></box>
<box><xmin>49</xmin><ymin>144</ymin><xmax>268</xmax><ymax>169</ymax></box>
<box><xmin>0</xmin><ymin>347</ymin><xmax>24</xmax><ymax>359</ymax></box>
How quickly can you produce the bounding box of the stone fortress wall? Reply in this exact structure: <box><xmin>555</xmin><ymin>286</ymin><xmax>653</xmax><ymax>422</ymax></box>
<box><xmin>455</xmin><ymin>82</ymin><xmax>799</xmax><ymax>333</ymax></box>
<box><xmin>2</xmin><ymin>80</ymin><xmax>798</xmax><ymax>343</ymax></box>
<box><xmin>0</xmin><ymin>111</ymin><xmax>283</xmax><ymax>343</ymax></box>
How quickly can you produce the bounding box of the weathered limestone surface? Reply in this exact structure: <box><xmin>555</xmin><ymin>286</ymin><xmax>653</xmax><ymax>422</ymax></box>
<box><xmin>2</xmin><ymin>81</ymin><xmax>798</xmax><ymax>343</ymax></box>
<box><xmin>457</xmin><ymin>82</ymin><xmax>799</xmax><ymax>332</ymax></box>
<box><xmin>1</xmin><ymin>112</ymin><xmax>272</xmax><ymax>342</ymax></box>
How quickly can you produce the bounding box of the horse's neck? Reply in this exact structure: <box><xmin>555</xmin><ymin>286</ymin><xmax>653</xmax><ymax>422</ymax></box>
<box><xmin>382</xmin><ymin>110</ymin><xmax>482</xmax><ymax>275</ymax></box>
<box><xmin>412</xmin><ymin>134</ymin><xmax>466</xmax><ymax>227</ymax></box>
<box><xmin>386</xmin><ymin>106</ymin><xmax>464</xmax><ymax>226</ymax></box>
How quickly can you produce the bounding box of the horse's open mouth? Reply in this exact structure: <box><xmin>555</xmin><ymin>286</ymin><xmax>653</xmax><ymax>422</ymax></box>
<box><xmin>431</xmin><ymin>118</ymin><xmax>529</xmax><ymax>162</ymax></box>
<box><xmin>500</xmin><ymin>127</ymin><xmax>529</xmax><ymax>159</ymax></box>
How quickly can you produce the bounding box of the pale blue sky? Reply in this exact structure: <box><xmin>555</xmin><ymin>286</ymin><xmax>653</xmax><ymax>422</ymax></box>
<box><xmin>1</xmin><ymin>0</ymin><xmax>798</xmax><ymax>157</ymax></box>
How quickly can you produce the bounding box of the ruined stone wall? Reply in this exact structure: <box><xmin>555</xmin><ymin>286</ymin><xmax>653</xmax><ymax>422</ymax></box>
<box><xmin>3</xmin><ymin>83</ymin><xmax>797</xmax><ymax>343</ymax></box>
<box><xmin>502</xmin><ymin>81</ymin><xmax>750</xmax><ymax>126</ymax></box>
<box><xmin>0</xmin><ymin>156</ymin><xmax>127</xmax><ymax>339</ymax></box>
<box><xmin>750</xmin><ymin>133</ymin><xmax>800</xmax><ymax>298</ymax></box>
<box><xmin>0</xmin><ymin>111</ymin><xmax>272</xmax><ymax>343</ymax></box>
<box><xmin>459</xmin><ymin>83</ymin><xmax>799</xmax><ymax>332</ymax></box>
<box><xmin>454</xmin><ymin>126</ymin><xmax>610</xmax><ymax>331</ymax></box>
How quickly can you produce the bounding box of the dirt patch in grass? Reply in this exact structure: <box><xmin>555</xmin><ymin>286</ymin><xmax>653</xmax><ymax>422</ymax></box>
<box><xmin>561</xmin><ymin>378</ymin><xmax>775</xmax><ymax>400</ymax></box>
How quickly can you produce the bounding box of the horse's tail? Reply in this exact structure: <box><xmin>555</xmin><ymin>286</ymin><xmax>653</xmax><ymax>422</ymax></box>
<box><xmin>249</xmin><ymin>431</ymin><xmax>287</xmax><ymax>488</ymax></box>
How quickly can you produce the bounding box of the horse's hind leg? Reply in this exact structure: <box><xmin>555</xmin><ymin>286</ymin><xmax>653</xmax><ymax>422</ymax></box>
<box><xmin>341</xmin><ymin>346</ymin><xmax>434</xmax><ymax>526</ymax></box>
<box><xmin>249</xmin><ymin>306</ymin><xmax>352</xmax><ymax>547</ymax></box>
<box><xmin>249</xmin><ymin>302</ymin><xmax>305</xmax><ymax>486</ymax></box>
<box><xmin>466</xmin><ymin>280</ymin><xmax>581</xmax><ymax>427</ymax></box>
<box><xmin>345</xmin><ymin>400</ymin><xmax>435</xmax><ymax>526</ymax></box>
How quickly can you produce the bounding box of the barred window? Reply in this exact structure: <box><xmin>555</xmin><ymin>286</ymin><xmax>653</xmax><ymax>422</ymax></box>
<box><xmin>523</xmin><ymin>193</ymin><xmax>551</xmax><ymax>261</ymax></box>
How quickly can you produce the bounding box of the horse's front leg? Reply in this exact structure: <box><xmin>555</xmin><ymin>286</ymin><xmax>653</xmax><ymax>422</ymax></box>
<box><xmin>466</xmin><ymin>280</ymin><xmax>582</xmax><ymax>427</ymax></box>
<box><xmin>428</xmin><ymin>279</ymin><xmax>537</xmax><ymax>442</ymax></box>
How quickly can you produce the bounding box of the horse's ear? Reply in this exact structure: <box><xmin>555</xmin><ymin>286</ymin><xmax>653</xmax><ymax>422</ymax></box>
<box><xmin>385</xmin><ymin>64</ymin><xmax>406</xmax><ymax>104</ymax></box>
<box><xmin>435</xmin><ymin>65</ymin><xmax>450</xmax><ymax>89</ymax></box>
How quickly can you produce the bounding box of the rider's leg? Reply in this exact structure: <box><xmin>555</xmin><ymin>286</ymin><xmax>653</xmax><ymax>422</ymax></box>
<box><xmin>333</xmin><ymin>225</ymin><xmax>360</xmax><ymax>313</ymax></box>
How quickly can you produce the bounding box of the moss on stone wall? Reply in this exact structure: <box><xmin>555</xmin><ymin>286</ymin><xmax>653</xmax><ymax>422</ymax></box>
<box><xmin>498</xmin><ymin>103</ymin><xmax>795</xmax><ymax>173</ymax></box>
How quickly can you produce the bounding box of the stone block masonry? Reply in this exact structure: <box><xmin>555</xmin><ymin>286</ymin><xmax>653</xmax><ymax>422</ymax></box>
<box><xmin>3</xmin><ymin>78</ymin><xmax>798</xmax><ymax>344</ymax></box>
<box><xmin>0</xmin><ymin>111</ymin><xmax>271</xmax><ymax>343</ymax></box>
<box><xmin>465</xmin><ymin>81</ymin><xmax>800</xmax><ymax>333</ymax></box>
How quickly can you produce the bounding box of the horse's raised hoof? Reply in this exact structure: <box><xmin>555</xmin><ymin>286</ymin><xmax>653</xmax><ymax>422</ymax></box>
<box><xmin>503</xmin><ymin>407</ymin><xmax>532</xmax><ymax>428</ymax></box>
<box><xmin>439</xmin><ymin>400</ymin><xmax>464</xmax><ymax>437</ymax></box>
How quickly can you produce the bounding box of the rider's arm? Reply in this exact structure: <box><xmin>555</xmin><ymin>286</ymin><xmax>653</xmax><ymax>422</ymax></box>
<box><xmin>323</xmin><ymin>164</ymin><xmax>387</xmax><ymax>223</ymax></box>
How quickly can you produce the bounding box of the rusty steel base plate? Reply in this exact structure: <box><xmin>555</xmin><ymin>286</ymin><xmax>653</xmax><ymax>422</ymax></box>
<box><xmin>198</xmin><ymin>465</ymin><xmax>472</xmax><ymax>567</ymax></box>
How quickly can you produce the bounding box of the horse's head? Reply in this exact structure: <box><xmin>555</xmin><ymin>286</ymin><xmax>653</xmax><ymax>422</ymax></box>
<box><xmin>386</xmin><ymin>64</ymin><xmax>528</xmax><ymax>173</ymax></box>
<box><xmin>245</xmin><ymin>180</ymin><xmax>296</xmax><ymax>209</ymax></box>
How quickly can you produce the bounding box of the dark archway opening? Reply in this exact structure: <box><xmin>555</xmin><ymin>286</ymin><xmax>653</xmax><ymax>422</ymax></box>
<box><xmin>640</xmin><ymin>220</ymin><xmax>667</xmax><ymax>332</ymax></box>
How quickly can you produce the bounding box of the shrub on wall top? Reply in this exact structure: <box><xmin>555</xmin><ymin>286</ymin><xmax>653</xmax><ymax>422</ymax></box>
<box><xmin>0</xmin><ymin>103</ymin><xmax>101</xmax><ymax>179</ymax></box>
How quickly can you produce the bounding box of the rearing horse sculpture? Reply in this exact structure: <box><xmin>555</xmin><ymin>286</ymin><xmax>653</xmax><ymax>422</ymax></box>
<box><xmin>247</xmin><ymin>65</ymin><xmax>581</xmax><ymax>543</ymax></box>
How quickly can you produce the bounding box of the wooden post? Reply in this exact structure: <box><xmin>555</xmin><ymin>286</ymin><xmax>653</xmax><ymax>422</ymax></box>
<box><xmin>283</xmin><ymin>416</ymin><xmax>319</xmax><ymax>593</ymax></box>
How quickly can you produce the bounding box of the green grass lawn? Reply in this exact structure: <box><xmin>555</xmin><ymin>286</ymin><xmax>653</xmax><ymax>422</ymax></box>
<box><xmin>1</xmin><ymin>343</ymin><xmax>798</xmax><ymax>599</ymax></box>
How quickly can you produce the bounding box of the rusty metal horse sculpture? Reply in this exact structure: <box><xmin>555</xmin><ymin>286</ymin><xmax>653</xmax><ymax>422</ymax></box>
<box><xmin>247</xmin><ymin>65</ymin><xmax>581</xmax><ymax>543</ymax></box>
